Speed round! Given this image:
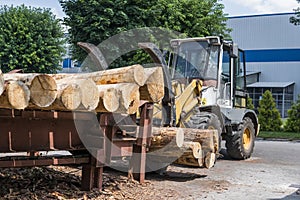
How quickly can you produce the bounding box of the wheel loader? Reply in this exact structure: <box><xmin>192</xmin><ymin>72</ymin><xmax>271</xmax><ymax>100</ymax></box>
<box><xmin>138</xmin><ymin>36</ymin><xmax>259</xmax><ymax>167</ymax></box>
<box><xmin>77</xmin><ymin>36</ymin><xmax>259</xmax><ymax>169</ymax></box>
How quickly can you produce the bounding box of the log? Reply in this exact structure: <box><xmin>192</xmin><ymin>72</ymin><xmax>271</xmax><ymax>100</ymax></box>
<box><xmin>96</xmin><ymin>86</ymin><xmax>120</xmax><ymax>113</ymax></box>
<box><xmin>181</xmin><ymin>141</ymin><xmax>202</xmax><ymax>159</ymax></box>
<box><xmin>0</xmin><ymin>81</ymin><xmax>30</xmax><ymax>109</ymax></box>
<box><xmin>54</xmin><ymin>78</ymin><xmax>99</xmax><ymax>111</ymax></box>
<box><xmin>147</xmin><ymin>127</ymin><xmax>216</xmax><ymax>168</ymax></box>
<box><xmin>30</xmin><ymin>75</ymin><xmax>58</xmax><ymax>108</ymax></box>
<box><xmin>116</xmin><ymin>83</ymin><xmax>140</xmax><ymax>114</ymax></box>
<box><xmin>51</xmin><ymin>64</ymin><xmax>146</xmax><ymax>86</ymax></box>
<box><xmin>96</xmin><ymin>83</ymin><xmax>140</xmax><ymax>114</ymax></box>
<box><xmin>182</xmin><ymin>128</ymin><xmax>219</xmax><ymax>153</ymax></box>
<box><xmin>148</xmin><ymin>129</ymin><xmax>204</xmax><ymax>167</ymax></box>
<box><xmin>79</xmin><ymin>79</ymin><xmax>99</xmax><ymax>110</ymax></box>
<box><xmin>150</xmin><ymin>127</ymin><xmax>184</xmax><ymax>149</ymax></box>
<box><xmin>152</xmin><ymin>128</ymin><xmax>217</xmax><ymax>168</ymax></box>
<box><xmin>204</xmin><ymin>152</ymin><xmax>216</xmax><ymax>169</ymax></box>
<box><xmin>139</xmin><ymin>67</ymin><xmax>164</xmax><ymax>102</ymax></box>
<box><xmin>147</xmin><ymin>127</ymin><xmax>185</xmax><ymax>162</ymax></box>
<box><xmin>175</xmin><ymin>152</ymin><xmax>204</xmax><ymax>167</ymax></box>
<box><xmin>46</xmin><ymin>81</ymin><xmax>82</xmax><ymax>111</ymax></box>
<box><xmin>4</xmin><ymin>73</ymin><xmax>57</xmax><ymax>107</ymax></box>
<box><xmin>177</xmin><ymin>128</ymin><xmax>217</xmax><ymax>168</ymax></box>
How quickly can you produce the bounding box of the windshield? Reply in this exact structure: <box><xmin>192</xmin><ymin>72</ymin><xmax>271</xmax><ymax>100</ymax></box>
<box><xmin>171</xmin><ymin>41</ymin><xmax>219</xmax><ymax>80</ymax></box>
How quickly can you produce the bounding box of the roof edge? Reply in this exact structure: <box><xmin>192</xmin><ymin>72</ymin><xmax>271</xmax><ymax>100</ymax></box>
<box><xmin>229</xmin><ymin>12</ymin><xmax>295</xmax><ymax>19</ymax></box>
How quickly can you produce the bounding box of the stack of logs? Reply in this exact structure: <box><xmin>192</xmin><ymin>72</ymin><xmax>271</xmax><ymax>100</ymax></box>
<box><xmin>0</xmin><ymin>64</ymin><xmax>218</xmax><ymax>169</ymax></box>
<box><xmin>0</xmin><ymin>65</ymin><xmax>164</xmax><ymax>113</ymax></box>
<box><xmin>149</xmin><ymin>127</ymin><xmax>219</xmax><ymax>169</ymax></box>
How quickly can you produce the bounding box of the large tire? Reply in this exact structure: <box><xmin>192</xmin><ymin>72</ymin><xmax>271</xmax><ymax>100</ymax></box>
<box><xmin>225</xmin><ymin>117</ymin><xmax>255</xmax><ymax>160</ymax></box>
<box><xmin>185</xmin><ymin>111</ymin><xmax>222</xmax><ymax>152</ymax></box>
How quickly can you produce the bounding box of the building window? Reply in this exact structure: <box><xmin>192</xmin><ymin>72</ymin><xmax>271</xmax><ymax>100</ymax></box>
<box><xmin>247</xmin><ymin>83</ymin><xmax>295</xmax><ymax>118</ymax></box>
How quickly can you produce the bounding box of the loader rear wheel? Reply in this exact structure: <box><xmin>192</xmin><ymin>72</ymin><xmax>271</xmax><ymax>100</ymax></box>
<box><xmin>225</xmin><ymin>117</ymin><xmax>255</xmax><ymax>160</ymax></box>
<box><xmin>185</xmin><ymin>111</ymin><xmax>222</xmax><ymax>152</ymax></box>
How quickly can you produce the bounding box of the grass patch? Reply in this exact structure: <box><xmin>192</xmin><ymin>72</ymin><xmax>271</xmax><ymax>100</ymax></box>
<box><xmin>258</xmin><ymin>131</ymin><xmax>300</xmax><ymax>140</ymax></box>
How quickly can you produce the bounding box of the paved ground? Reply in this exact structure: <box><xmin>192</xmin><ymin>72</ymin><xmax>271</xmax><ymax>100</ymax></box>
<box><xmin>0</xmin><ymin>140</ymin><xmax>299</xmax><ymax>199</ymax></box>
<box><xmin>148</xmin><ymin>140</ymin><xmax>300</xmax><ymax>200</ymax></box>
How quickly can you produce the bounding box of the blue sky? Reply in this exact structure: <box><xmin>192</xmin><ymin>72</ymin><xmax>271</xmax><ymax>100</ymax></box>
<box><xmin>0</xmin><ymin>0</ymin><xmax>66</xmax><ymax>18</ymax></box>
<box><xmin>0</xmin><ymin>0</ymin><xmax>299</xmax><ymax>18</ymax></box>
<box><xmin>222</xmin><ymin>0</ymin><xmax>299</xmax><ymax>16</ymax></box>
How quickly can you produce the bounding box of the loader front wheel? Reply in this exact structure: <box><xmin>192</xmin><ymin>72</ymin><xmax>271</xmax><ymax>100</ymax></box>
<box><xmin>225</xmin><ymin>117</ymin><xmax>255</xmax><ymax>160</ymax></box>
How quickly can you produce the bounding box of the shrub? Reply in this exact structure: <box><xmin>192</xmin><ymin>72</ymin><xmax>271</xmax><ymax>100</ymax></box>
<box><xmin>247</xmin><ymin>96</ymin><xmax>255</xmax><ymax>110</ymax></box>
<box><xmin>0</xmin><ymin>5</ymin><xmax>65</xmax><ymax>73</ymax></box>
<box><xmin>257</xmin><ymin>90</ymin><xmax>282</xmax><ymax>131</ymax></box>
<box><xmin>284</xmin><ymin>95</ymin><xmax>300</xmax><ymax>132</ymax></box>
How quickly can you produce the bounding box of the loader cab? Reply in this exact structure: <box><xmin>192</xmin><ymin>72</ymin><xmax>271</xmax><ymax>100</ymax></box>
<box><xmin>169</xmin><ymin>36</ymin><xmax>248</xmax><ymax>109</ymax></box>
<box><xmin>221</xmin><ymin>42</ymin><xmax>247</xmax><ymax>108</ymax></box>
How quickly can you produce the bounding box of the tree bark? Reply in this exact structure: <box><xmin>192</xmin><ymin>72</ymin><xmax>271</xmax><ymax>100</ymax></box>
<box><xmin>169</xmin><ymin>128</ymin><xmax>218</xmax><ymax>168</ymax></box>
<box><xmin>139</xmin><ymin>67</ymin><xmax>164</xmax><ymax>102</ymax></box>
<box><xmin>182</xmin><ymin>128</ymin><xmax>218</xmax><ymax>153</ymax></box>
<box><xmin>0</xmin><ymin>81</ymin><xmax>30</xmax><ymax>109</ymax></box>
<box><xmin>175</xmin><ymin>151</ymin><xmax>204</xmax><ymax>167</ymax></box>
<box><xmin>51</xmin><ymin>64</ymin><xmax>146</xmax><ymax>86</ymax></box>
<box><xmin>150</xmin><ymin>127</ymin><xmax>184</xmax><ymax>149</ymax></box>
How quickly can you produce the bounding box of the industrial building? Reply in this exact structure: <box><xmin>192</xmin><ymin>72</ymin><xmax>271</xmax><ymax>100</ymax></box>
<box><xmin>227</xmin><ymin>13</ymin><xmax>300</xmax><ymax>117</ymax></box>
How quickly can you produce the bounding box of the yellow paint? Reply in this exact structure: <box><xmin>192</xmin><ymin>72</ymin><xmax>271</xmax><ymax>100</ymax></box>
<box><xmin>152</xmin><ymin>79</ymin><xmax>204</xmax><ymax>126</ymax></box>
<box><xmin>243</xmin><ymin>127</ymin><xmax>251</xmax><ymax>150</ymax></box>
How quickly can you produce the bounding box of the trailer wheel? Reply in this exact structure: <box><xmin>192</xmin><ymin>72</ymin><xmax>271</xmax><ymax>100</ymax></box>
<box><xmin>225</xmin><ymin>117</ymin><xmax>255</xmax><ymax>160</ymax></box>
<box><xmin>186</xmin><ymin>111</ymin><xmax>222</xmax><ymax>152</ymax></box>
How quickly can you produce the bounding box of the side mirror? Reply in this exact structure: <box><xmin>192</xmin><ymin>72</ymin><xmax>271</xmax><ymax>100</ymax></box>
<box><xmin>230</xmin><ymin>43</ymin><xmax>239</xmax><ymax>58</ymax></box>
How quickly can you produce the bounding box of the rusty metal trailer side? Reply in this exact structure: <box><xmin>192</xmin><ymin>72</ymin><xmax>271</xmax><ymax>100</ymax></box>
<box><xmin>0</xmin><ymin>103</ymin><xmax>153</xmax><ymax>190</ymax></box>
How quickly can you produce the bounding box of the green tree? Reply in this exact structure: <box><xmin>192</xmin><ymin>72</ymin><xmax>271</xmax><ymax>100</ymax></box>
<box><xmin>0</xmin><ymin>5</ymin><xmax>65</xmax><ymax>73</ymax></box>
<box><xmin>284</xmin><ymin>95</ymin><xmax>300</xmax><ymax>132</ymax></box>
<box><xmin>155</xmin><ymin>0</ymin><xmax>229</xmax><ymax>37</ymax></box>
<box><xmin>290</xmin><ymin>0</ymin><xmax>300</xmax><ymax>25</ymax></box>
<box><xmin>60</xmin><ymin>0</ymin><xmax>230</xmax><ymax>67</ymax></box>
<box><xmin>247</xmin><ymin>96</ymin><xmax>255</xmax><ymax>110</ymax></box>
<box><xmin>257</xmin><ymin>90</ymin><xmax>282</xmax><ymax>131</ymax></box>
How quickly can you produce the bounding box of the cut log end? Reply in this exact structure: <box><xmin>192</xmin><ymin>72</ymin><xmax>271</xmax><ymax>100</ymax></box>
<box><xmin>7</xmin><ymin>81</ymin><xmax>30</xmax><ymax>109</ymax></box>
<box><xmin>119</xmin><ymin>84</ymin><xmax>140</xmax><ymax>114</ymax></box>
<box><xmin>139</xmin><ymin>67</ymin><xmax>164</xmax><ymax>102</ymax></box>
<box><xmin>102</xmin><ymin>88</ymin><xmax>120</xmax><ymax>112</ymax></box>
<box><xmin>79</xmin><ymin>79</ymin><xmax>99</xmax><ymax>110</ymax></box>
<box><xmin>133</xmin><ymin>64</ymin><xmax>146</xmax><ymax>86</ymax></box>
<box><xmin>182</xmin><ymin>141</ymin><xmax>202</xmax><ymax>159</ymax></box>
<box><xmin>204</xmin><ymin>152</ymin><xmax>216</xmax><ymax>169</ymax></box>
<box><xmin>30</xmin><ymin>75</ymin><xmax>57</xmax><ymax>107</ymax></box>
<box><xmin>61</xmin><ymin>84</ymin><xmax>81</xmax><ymax>110</ymax></box>
<box><xmin>176</xmin><ymin>128</ymin><xmax>184</xmax><ymax>148</ymax></box>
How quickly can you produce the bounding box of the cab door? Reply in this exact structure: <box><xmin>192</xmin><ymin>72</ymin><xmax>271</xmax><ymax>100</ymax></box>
<box><xmin>218</xmin><ymin>45</ymin><xmax>247</xmax><ymax>109</ymax></box>
<box><xmin>233</xmin><ymin>50</ymin><xmax>247</xmax><ymax>108</ymax></box>
<box><xmin>219</xmin><ymin>46</ymin><xmax>232</xmax><ymax>107</ymax></box>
